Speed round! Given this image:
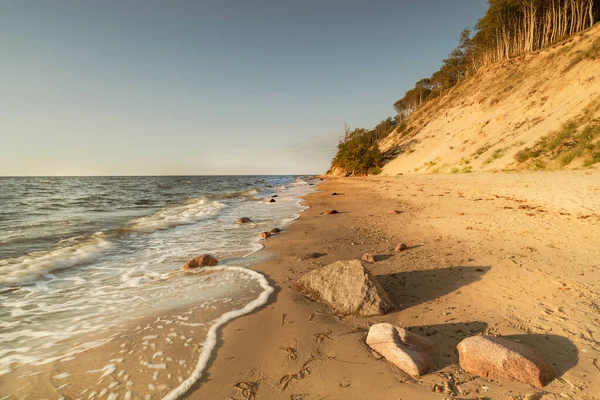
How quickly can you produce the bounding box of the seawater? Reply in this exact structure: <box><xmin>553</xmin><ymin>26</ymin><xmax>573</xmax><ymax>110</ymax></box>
<box><xmin>0</xmin><ymin>175</ymin><xmax>316</xmax><ymax>397</ymax></box>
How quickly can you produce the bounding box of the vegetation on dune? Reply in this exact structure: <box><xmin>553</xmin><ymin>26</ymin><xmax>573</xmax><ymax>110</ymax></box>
<box><xmin>331</xmin><ymin>118</ymin><xmax>399</xmax><ymax>175</ymax></box>
<box><xmin>330</xmin><ymin>0</ymin><xmax>600</xmax><ymax>175</ymax></box>
<box><xmin>514</xmin><ymin>102</ymin><xmax>600</xmax><ymax>169</ymax></box>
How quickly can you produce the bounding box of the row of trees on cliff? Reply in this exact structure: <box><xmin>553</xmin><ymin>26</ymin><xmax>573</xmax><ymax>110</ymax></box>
<box><xmin>394</xmin><ymin>0</ymin><xmax>599</xmax><ymax>118</ymax></box>
<box><xmin>331</xmin><ymin>0</ymin><xmax>598</xmax><ymax>175</ymax></box>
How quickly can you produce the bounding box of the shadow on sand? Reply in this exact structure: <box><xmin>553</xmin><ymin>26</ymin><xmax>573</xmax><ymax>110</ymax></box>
<box><xmin>406</xmin><ymin>324</ymin><xmax>578</xmax><ymax>376</ymax></box>
<box><xmin>504</xmin><ymin>333</ymin><xmax>579</xmax><ymax>376</ymax></box>
<box><xmin>377</xmin><ymin>265</ymin><xmax>491</xmax><ymax>310</ymax></box>
<box><xmin>409</xmin><ymin>321</ymin><xmax>488</xmax><ymax>370</ymax></box>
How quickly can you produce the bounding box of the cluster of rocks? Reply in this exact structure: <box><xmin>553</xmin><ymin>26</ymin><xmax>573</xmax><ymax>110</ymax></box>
<box><xmin>235</xmin><ymin>216</ymin><xmax>282</xmax><ymax>240</ymax></box>
<box><xmin>182</xmin><ymin>214</ymin><xmax>284</xmax><ymax>270</ymax></box>
<box><xmin>291</xmin><ymin>259</ymin><xmax>557</xmax><ymax>388</ymax></box>
<box><xmin>182</xmin><ymin>208</ymin><xmax>558</xmax><ymax>390</ymax></box>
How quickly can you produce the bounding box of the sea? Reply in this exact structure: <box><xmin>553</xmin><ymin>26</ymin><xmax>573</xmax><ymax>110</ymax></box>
<box><xmin>0</xmin><ymin>175</ymin><xmax>317</xmax><ymax>399</ymax></box>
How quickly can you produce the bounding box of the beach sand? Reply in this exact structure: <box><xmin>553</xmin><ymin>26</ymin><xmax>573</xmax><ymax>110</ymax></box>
<box><xmin>4</xmin><ymin>171</ymin><xmax>599</xmax><ymax>399</ymax></box>
<box><xmin>189</xmin><ymin>171</ymin><xmax>600</xmax><ymax>399</ymax></box>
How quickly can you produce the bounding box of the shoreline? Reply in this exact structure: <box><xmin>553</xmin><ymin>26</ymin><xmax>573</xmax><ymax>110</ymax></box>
<box><xmin>188</xmin><ymin>171</ymin><xmax>600</xmax><ymax>399</ymax></box>
<box><xmin>0</xmin><ymin>180</ymin><xmax>315</xmax><ymax>400</ymax></box>
<box><xmin>2</xmin><ymin>171</ymin><xmax>598</xmax><ymax>399</ymax></box>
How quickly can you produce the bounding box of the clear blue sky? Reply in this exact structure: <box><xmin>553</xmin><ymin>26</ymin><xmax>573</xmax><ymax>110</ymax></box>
<box><xmin>0</xmin><ymin>0</ymin><xmax>488</xmax><ymax>176</ymax></box>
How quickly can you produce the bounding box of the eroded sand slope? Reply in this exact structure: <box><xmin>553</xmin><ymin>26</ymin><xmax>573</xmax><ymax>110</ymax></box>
<box><xmin>380</xmin><ymin>25</ymin><xmax>600</xmax><ymax>175</ymax></box>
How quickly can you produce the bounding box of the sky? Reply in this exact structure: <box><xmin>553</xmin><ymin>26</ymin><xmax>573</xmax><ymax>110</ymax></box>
<box><xmin>0</xmin><ymin>0</ymin><xmax>488</xmax><ymax>176</ymax></box>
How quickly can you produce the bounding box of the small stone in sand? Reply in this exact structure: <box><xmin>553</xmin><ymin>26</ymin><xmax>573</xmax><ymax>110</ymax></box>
<box><xmin>395</xmin><ymin>243</ymin><xmax>408</xmax><ymax>252</ymax></box>
<box><xmin>258</xmin><ymin>231</ymin><xmax>272</xmax><ymax>239</ymax></box>
<box><xmin>361</xmin><ymin>253</ymin><xmax>375</xmax><ymax>263</ymax></box>
<box><xmin>181</xmin><ymin>254</ymin><xmax>218</xmax><ymax>270</ymax></box>
<box><xmin>387</xmin><ymin>210</ymin><xmax>402</xmax><ymax>215</ymax></box>
<box><xmin>269</xmin><ymin>199</ymin><xmax>276</xmax><ymax>203</ymax></box>
<box><xmin>332</xmin><ymin>192</ymin><xmax>339</xmax><ymax>196</ymax></box>
<box><xmin>272</xmin><ymin>195</ymin><xmax>278</xmax><ymax>198</ymax></box>
<box><xmin>270</xmin><ymin>228</ymin><xmax>282</xmax><ymax>234</ymax></box>
<box><xmin>301</xmin><ymin>252</ymin><xmax>324</xmax><ymax>260</ymax></box>
<box><xmin>236</xmin><ymin>217</ymin><xmax>252</xmax><ymax>224</ymax></box>
<box><xmin>322</xmin><ymin>210</ymin><xmax>339</xmax><ymax>215</ymax></box>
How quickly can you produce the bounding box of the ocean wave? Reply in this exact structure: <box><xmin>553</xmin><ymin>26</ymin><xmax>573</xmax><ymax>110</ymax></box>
<box><xmin>206</xmin><ymin>188</ymin><xmax>259</xmax><ymax>201</ymax></box>
<box><xmin>290</xmin><ymin>178</ymin><xmax>309</xmax><ymax>186</ymax></box>
<box><xmin>0</xmin><ymin>234</ymin><xmax>112</xmax><ymax>286</ymax></box>
<box><xmin>127</xmin><ymin>198</ymin><xmax>224</xmax><ymax>233</ymax></box>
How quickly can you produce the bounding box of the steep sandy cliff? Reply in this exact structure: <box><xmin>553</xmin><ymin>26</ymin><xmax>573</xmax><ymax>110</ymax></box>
<box><xmin>379</xmin><ymin>24</ymin><xmax>600</xmax><ymax>175</ymax></box>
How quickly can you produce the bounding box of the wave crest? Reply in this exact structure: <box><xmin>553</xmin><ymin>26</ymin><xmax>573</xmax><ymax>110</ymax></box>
<box><xmin>128</xmin><ymin>198</ymin><xmax>224</xmax><ymax>233</ymax></box>
<box><xmin>0</xmin><ymin>234</ymin><xmax>111</xmax><ymax>286</ymax></box>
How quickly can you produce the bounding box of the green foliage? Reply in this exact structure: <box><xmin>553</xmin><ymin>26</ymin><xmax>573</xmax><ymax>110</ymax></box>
<box><xmin>483</xmin><ymin>147</ymin><xmax>507</xmax><ymax>165</ymax></box>
<box><xmin>333</xmin><ymin>129</ymin><xmax>384</xmax><ymax>175</ymax></box>
<box><xmin>472</xmin><ymin>143</ymin><xmax>493</xmax><ymax>158</ymax></box>
<box><xmin>513</xmin><ymin>120</ymin><xmax>600</xmax><ymax>168</ymax></box>
<box><xmin>371</xmin><ymin>166</ymin><xmax>383</xmax><ymax>175</ymax></box>
<box><xmin>331</xmin><ymin>117</ymin><xmax>401</xmax><ymax>175</ymax></box>
<box><xmin>515</xmin><ymin>148</ymin><xmax>534</xmax><ymax>163</ymax></box>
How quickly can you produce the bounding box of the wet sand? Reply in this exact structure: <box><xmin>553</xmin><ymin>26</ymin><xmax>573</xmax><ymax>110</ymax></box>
<box><xmin>0</xmin><ymin>268</ymin><xmax>267</xmax><ymax>400</ymax></box>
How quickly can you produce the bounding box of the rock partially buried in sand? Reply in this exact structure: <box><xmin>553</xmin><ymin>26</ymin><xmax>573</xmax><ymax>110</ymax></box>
<box><xmin>269</xmin><ymin>199</ymin><xmax>276</xmax><ymax>203</ymax></box>
<box><xmin>292</xmin><ymin>260</ymin><xmax>395</xmax><ymax>316</ymax></box>
<box><xmin>361</xmin><ymin>253</ymin><xmax>375</xmax><ymax>263</ymax></box>
<box><xmin>457</xmin><ymin>335</ymin><xmax>556</xmax><ymax>388</ymax></box>
<box><xmin>322</xmin><ymin>210</ymin><xmax>339</xmax><ymax>215</ymax></box>
<box><xmin>258</xmin><ymin>231</ymin><xmax>272</xmax><ymax>239</ymax></box>
<box><xmin>181</xmin><ymin>254</ymin><xmax>218</xmax><ymax>270</ymax></box>
<box><xmin>270</xmin><ymin>228</ymin><xmax>281</xmax><ymax>234</ymax></box>
<box><xmin>387</xmin><ymin>210</ymin><xmax>402</xmax><ymax>215</ymax></box>
<box><xmin>395</xmin><ymin>243</ymin><xmax>408</xmax><ymax>252</ymax></box>
<box><xmin>524</xmin><ymin>393</ymin><xmax>562</xmax><ymax>400</ymax></box>
<box><xmin>366</xmin><ymin>323</ymin><xmax>434</xmax><ymax>377</ymax></box>
<box><xmin>296</xmin><ymin>252</ymin><xmax>325</xmax><ymax>261</ymax></box>
<box><xmin>237</xmin><ymin>217</ymin><xmax>252</xmax><ymax>224</ymax></box>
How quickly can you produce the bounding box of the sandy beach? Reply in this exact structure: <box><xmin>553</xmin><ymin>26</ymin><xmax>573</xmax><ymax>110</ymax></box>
<box><xmin>188</xmin><ymin>170</ymin><xmax>600</xmax><ymax>399</ymax></box>
<box><xmin>2</xmin><ymin>171</ymin><xmax>598</xmax><ymax>400</ymax></box>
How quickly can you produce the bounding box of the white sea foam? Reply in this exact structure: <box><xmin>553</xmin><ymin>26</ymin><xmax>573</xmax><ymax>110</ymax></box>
<box><xmin>161</xmin><ymin>266</ymin><xmax>274</xmax><ymax>400</ymax></box>
<box><xmin>128</xmin><ymin>198</ymin><xmax>224</xmax><ymax>233</ymax></box>
<box><xmin>290</xmin><ymin>178</ymin><xmax>309</xmax><ymax>186</ymax></box>
<box><xmin>0</xmin><ymin>235</ymin><xmax>111</xmax><ymax>285</ymax></box>
<box><xmin>0</xmin><ymin>177</ymin><xmax>318</xmax><ymax>382</ymax></box>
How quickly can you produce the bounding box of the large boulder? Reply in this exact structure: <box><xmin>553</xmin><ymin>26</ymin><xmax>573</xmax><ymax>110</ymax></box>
<box><xmin>181</xmin><ymin>254</ymin><xmax>218</xmax><ymax>270</ymax></box>
<box><xmin>366</xmin><ymin>323</ymin><xmax>435</xmax><ymax>377</ymax></box>
<box><xmin>292</xmin><ymin>260</ymin><xmax>395</xmax><ymax>316</ymax></box>
<box><xmin>457</xmin><ymin>336</ymin><xmax>556</xmax><ymax>388</ymax></box>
